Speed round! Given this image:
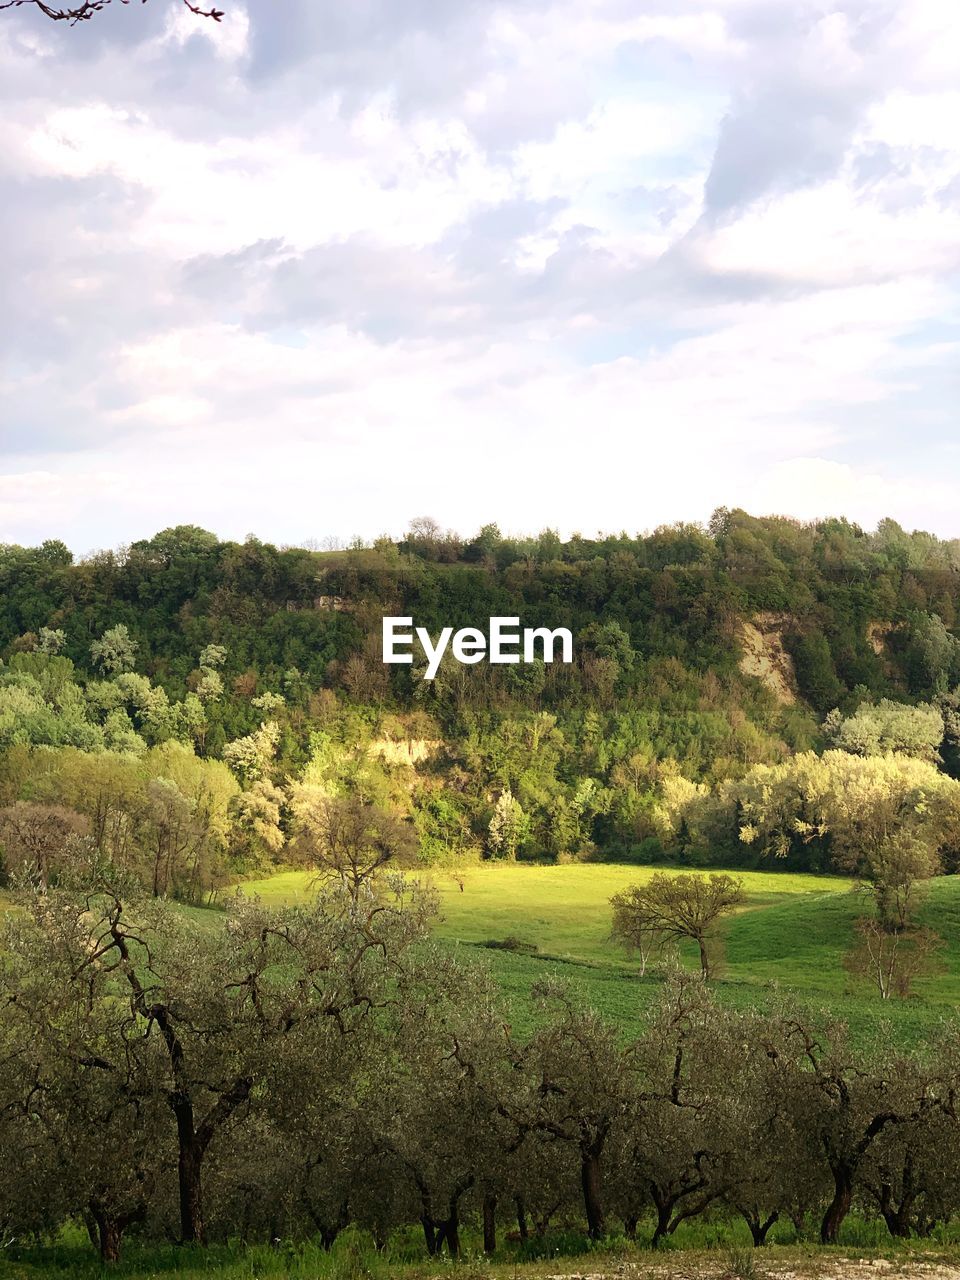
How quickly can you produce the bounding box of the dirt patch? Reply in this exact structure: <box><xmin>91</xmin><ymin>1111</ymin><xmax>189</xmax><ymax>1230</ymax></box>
<box><xmin>738</xmin><ymin>613</ymin><xmax>798</xmax><ymax>705</ymax></box>
<box><xmin>866</xmin><ymin>621</ymin><xmax>902</xmax><ymax>680</ymax></box>
<box><xmin>368</xmin><ymin>737</ymin><xmax>441</xmax><ymax>767</ymax></box>
<box><xmin>546</xmin><ymin>1260</ymin><xmax>960</xmax><ymax>1280</ymax></box>
<box><xmin>867</xmin><ymin>621</ymin><xmax>893</xmax><ymax>656</ymax></box>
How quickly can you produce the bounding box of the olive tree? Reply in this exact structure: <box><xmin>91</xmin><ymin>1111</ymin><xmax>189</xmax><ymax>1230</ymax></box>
<box><xmin>614</xmin><ymin>975</ymin><xmax>731</xmax><ymax>1246</ymax></box>
<box><xmin>859</xmin><ymin>1102</ymin><xmax>960</xmax><ymax>1238</ymax></box>
<box><xmin>715</xmin><ymin>1007</ymin><xmax>827</xmax><ymax>1244</ymax></box>
<box><xmin>770</xmin><ymin>1016</ymin><xmax>926</xmax><ymax>1244</ymax></box>
<box><xmin>0</xmin><ymin>888</ymin><xmax>171</xmax><ymax>1261</ymax></box>
<box><xmin>519</xmin><ymin>980</ymin><xmax>634</xmax><ymax>1240</ymax></box>
<box><xmin>0</xmin><ymin>871</ymin><xmax>435</xmax><ymax>1248</ymax></box>
<box><xmin>375</xmin><ymin>947</ymin><xmax>516</xmax><ymax>1257</ymax></box>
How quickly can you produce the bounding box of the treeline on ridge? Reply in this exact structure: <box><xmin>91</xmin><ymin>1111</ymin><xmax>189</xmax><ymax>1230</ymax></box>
<box><xmin>4</xmin><ymin>511</ymin><xmax>960</xmax><ymax>897</ymax></box>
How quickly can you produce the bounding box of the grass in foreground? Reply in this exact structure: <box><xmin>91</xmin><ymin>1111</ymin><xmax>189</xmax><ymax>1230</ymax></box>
<box><xmin>3</xmin><ymin>1227</ymin><xmax>960</xmax><ymax>1280</ymax></box>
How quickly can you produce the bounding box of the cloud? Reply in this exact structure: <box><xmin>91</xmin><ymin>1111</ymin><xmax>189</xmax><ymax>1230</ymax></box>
<box><xmin>0</xmin><ymin>0</ymin><xmax>958</xmax><ymax>547</ymax></box>
<box><xmin>749</xmin><ymin>457</ymin><xmax>960</xmax><ymax>533</ymax></box>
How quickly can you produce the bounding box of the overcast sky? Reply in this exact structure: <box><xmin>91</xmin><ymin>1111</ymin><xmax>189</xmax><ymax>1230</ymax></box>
<box><xmin>1</xmin><ymin>0</ymin><xmax>958</xmax><ymax>553</ymax></box>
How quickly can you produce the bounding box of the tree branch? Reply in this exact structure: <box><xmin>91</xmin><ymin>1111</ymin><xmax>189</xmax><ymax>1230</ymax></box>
<box><xmin>0</xmin><ymin>0</ymin><xmax>223</xmax><ymax>23</ymax></box>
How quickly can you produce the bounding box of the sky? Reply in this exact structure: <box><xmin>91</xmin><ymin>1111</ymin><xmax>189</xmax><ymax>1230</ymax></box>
<box><xmin>0</xmin><ymin>0</ymin><xmax>958</xmax><ymax>554</ymax></box>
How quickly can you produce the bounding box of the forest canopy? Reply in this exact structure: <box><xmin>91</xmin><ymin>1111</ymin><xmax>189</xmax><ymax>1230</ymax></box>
<box><xmin>3</xmin><ymin>510</ymin><xmax>960</xmax><ymax>895</ymax></box>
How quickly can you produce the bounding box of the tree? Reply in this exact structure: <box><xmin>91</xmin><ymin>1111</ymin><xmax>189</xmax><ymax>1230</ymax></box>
<box><xmin>611</xmin><ymin>872</ymin><xmax>745</xmax><ymax>980</ymax></box>
<box><xmin>137</xmin><ymin>743</ymin><xmax>237</xmax><ymax>900</ymax></box>
<box><xmin>0</xmin><ymin>872</ymin><xmax>435</xmax><ymax>1247</ymax></box>
<box><xmin>521</xmin><ymin>981</ymin><xmax>632</xmax><ymax>1239</ymax></box>
<box><xmin>291</xmin><ymin>792</ymin><xmax>417</xmax><ymax>899</ymax></box>
<box><xmin>717</xmin><ymin>1016</ymin><xmax>826</xmax><ymax>1246</ymax></box>
<box><xmin>37</xmin><ymin>627</ymin><xmax>66</xmax><ymax>656</ymax></box>
<box><xmin>859</xmin><ymin>1099</ymin><xmax>960</xmax><ymax>1238</ymax></box>
<box><xmin>0</xmin><ymin>801</ymin><xmax>88</xmax><ymax>887</ymax></box>
<box><xmin>865</xmin><ymin>829</ymin><xmax>941</xmax><ymax>933</ymax></box>
<box><xmin>613</xmin><ymin>917</ymin><xmax>658</xmax><ymax>977</ymax></box>
<box><xmin>732</xmin><ymin>751</ymin><xmax>960</xmax><ymax>878</ymax></box>
<box><xmin>222</xmin><ymin>720</ymin><xmax>280</xmax><ymax>785</ymax></box>
<box><xmin>488</xmin><ymin>788</ymin><xmax>527</xmax><ymax>861</ymax></box>
<box><xmin>772</xmin><ymin>1017</ymin><xmax>920</xmax><ymax>1244</ymax></box>
<box><xmin>615</xmin><ymin>975</ymin><xmax>732</xmax><ymax>1246</ymax></box>
<box><xmin>0</xmin><ymin>883</ymin><xmax>173</xmax><ymax>1261</ymax></box>
<box><xmin>904</xmin><ymin>613</ymin><xmax>960</xmax><ymax>696</ymax></box>
<box><xmin>194</xmin><ymin>644</ymin><xmax>227</xmax><ymax>707</ymax></box>
<box><xmin>230</xmin><ymin>779</ymin><xmax>285</xmax><ymax>866</ymax></box>
<box><xmin>787</xmin><ymin>630</ymin><xmax>844</xmax><ymax>713</ymax></box>
<box><xmin>198</xmin><ymin>644</ymin><xmax>227</xmax><ymax>670</ymax></box>
<box><xmin>824</xmin><ymin>699</ymin><xmax>945</xmax><ymax>763</ymax></box>
<box><xmin>844</xmin><ymin>916</ymin><xmax>944</xmax><ymax>1000</ymax></box>
<box><xmin>90</xmin><ymin>625</ymin><xmax>138</xmax><ymax>677</ymax></box>
<box><xmin>0</xmin><ymin>0</ymin><xmax>223</xmax><ymax>21</ymax></box>
<box><xmin>378</xmin><ymin>949</ymin><xmax>513</xmax><ymax>1257</ymax></box>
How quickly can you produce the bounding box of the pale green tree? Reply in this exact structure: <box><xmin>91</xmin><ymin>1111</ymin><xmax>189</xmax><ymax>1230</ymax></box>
<box><xmin>37</xmin><ymin>627</ymin><xmax>66</xmax><ymax>656</ymax></box>
<box><xmin>824</xmin><ymin>698</ymin><xmax>944</xmax><ymax>762</ymax></box>
<box><xmin>223</xmin><ymin>720</ymin><xmax>280</xmax><ymax>785</ymax></box>
<box><xmin>488</xmin><ymin>788</ymin><xmax>528</xmax><ymax>860</ymax></box>
<box><xmin>90</xmin><ymin>625</ymin><xmax>138</xmax><ymax>676</ymax></box>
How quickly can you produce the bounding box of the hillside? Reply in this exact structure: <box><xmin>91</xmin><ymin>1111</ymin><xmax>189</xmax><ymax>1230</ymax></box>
<box><xmin>4</xmin><ymin>510</ymin><xmax>960</xmax><ymax>889</ymax></box>
<box><xmin>5</xmin><ymin>512</ymin><xmax>960</xmax><ymax>733</ymax></box>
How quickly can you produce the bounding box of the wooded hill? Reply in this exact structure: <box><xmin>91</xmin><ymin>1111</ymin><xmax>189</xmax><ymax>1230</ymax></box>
<box><xmin>3</xmin><ymin>508</ymin><xmax>960</xmax><ymax>891</ymax></box>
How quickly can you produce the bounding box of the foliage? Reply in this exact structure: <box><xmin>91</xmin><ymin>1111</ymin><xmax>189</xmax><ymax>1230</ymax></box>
<box><xmin>4</xmin><ymin>877</ymin><xmax>960</xmax><ymax>1265</ymax></box>
<box><xmin>3</xmin><ymin>514</ymin><xmax>960</xmax><ymax>879</ymax></box>
<box><xmin>611</xmin><ymin>872</ymin><xmax>746</xmax><ymax>979</ymax></box>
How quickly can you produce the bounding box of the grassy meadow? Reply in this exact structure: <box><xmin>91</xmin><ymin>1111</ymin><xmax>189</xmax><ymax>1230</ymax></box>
<box><xmin>9</xmin><ymin>861</ymin><xmax>959</xmax><ymax>1044</ymax></box>
<box><xmin>238</xmin><ymin>862</ymin><xmax>960</xmax><ymax>1048</ymax></box>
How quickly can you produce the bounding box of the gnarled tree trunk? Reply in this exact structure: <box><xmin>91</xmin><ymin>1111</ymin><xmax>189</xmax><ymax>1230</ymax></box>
<box><xmin>482</xmin><ymin>1192</ymin><xmax>497</xmax><ymax>1254</ymax></box>
<box><xmin>515</xmin><ymin>1195</ymin><xmax>529</xmax><ymax>1243</ymax></box>
<box><xmin>738</xmin><ymin>1206</ymin><xmax>778</xmax><ymax>1247</ymax></box>
<box><xmin>581</xmin><ymin>1150</ymin><xmax>605</xmax><ymax>1239</ymax></box>
<box><xmin>175</xmin><ymin>1109</ymin><xmax>206</xmax><ymax>1245</ymax></box>
<box><xmin>88</xmin><ymin>1199</ymin><xmax>145</xmax><ymax>1264</ymax></box>
<box><xmin>821</xmin><ymin>1164</ymin><xmax>853</xmax><ymax>1244</ymax></box>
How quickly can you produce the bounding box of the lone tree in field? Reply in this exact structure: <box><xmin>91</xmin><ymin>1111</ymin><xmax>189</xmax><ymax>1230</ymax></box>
<box><xmin>0</xmin><ymin>0</ymin><xmax>223</xmax><ymax>21</ymax></box>
<box><xmin>292</xmin><ymin>792</ymin><xmax>418</xmax><ymax>900</ymax></box>
<box><xmin>844</xmin><ymin>915</ymin><xmax>944</xmax><ymax>1000</ymax></box>
<box><xmin>611</xmin><ymin>872</ymin><xmax>745</xmax><ymax>980</ymax></box>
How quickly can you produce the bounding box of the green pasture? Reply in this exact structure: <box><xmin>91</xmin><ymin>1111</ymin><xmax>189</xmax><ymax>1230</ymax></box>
<box><xmin>238</xmin><ymin>863</ymin><xmax>960</xmax><ymax>1048</ymax></box>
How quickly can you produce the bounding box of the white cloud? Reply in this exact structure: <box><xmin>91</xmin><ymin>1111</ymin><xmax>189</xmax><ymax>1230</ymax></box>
<box><xmin>0</xmin><ymin>0</ymin><xmax>958</xmax><ymax>547</ymax></box>
<box><xmin>0</xmin><ymin>470</ymin><xmax>126</xmax><ymax>544</ymax></box>
<box><xmin>749</xmin><ymin>458</ymin><xmax>960</xmax><ymax>533</ymax></box>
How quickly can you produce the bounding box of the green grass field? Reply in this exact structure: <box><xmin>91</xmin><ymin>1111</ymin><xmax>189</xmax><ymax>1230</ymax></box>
<box><xmin>238</xmin><ymin>863</ymin><xmax>960</xmax><ymax>1048</ymax></box>
<box><xmin>8</xmin><ymin>863</ymin><xmax>959</xmax><ymax>1045</ymax></box>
